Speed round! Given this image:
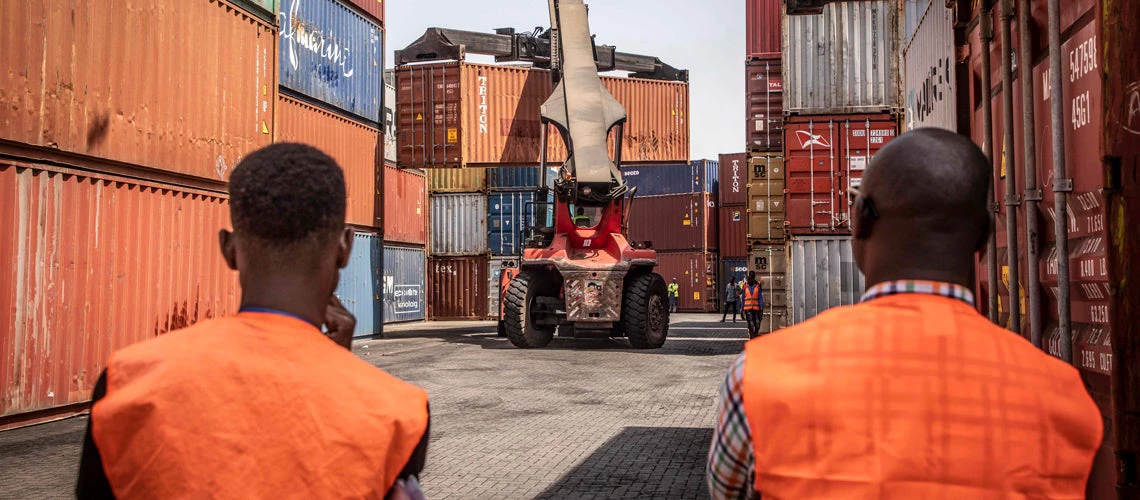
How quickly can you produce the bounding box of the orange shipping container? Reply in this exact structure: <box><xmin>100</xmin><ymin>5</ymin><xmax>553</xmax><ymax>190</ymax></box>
<box><xmin>383</xmin><ymin>165</ymin><xmax>427</xmax><ymax>245</ymax></box>
<box><xmin>0</xmin><ymin>162</ymin><xmax>240</xmax><ymax>421</ymax></box>
<box><xmin>276</xmin><ymin>94</ymin><xmax>379</xmax><ymax>228</ymax></box>
<box><xmin>0</xmin><ymin>0</ymin><xmax>276</xmax><ymax>183</ymax></box>
<box><xmin>396</xmin><ymin>62</ymin><xmax>689</xmax><ymax>168</ymax></box>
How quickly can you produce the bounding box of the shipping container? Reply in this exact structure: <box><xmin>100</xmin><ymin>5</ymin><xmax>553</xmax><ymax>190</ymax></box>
<box><xmin>656</xmin><ymin>251</ymin><xmax>718</xmax><ymax>312</ymax></box>
<box><xmin>339</xmin><ymin>0</ymin><xmax>384</xmax><ymax>25</ymax></box>
<box><xmin>748</xmin><ymin>244</ymin><xmax>788</xmax><ymax>333</ymax></box>
<box><xmin>428</xmin><ymin>168</ymin><xmax>486</xmax><ymax>193</ymax></box>
<box><xmin>383</xmin><ymin>165</ymin><xmax>427</xmax><ymax>245</ymax></box>
<box><xmin>276</xmin><ymin>94</ymin><xmax>379</xmax><ymax>227</ymax></box>
<box><xmin>719</xmin><ymin>205</ymin><xmax>749</xmax><ymax>259</ymax></box>
<box><xmin>396</xmin><ymin>62</ymin><xmax>689</xmax><ymax>168</ymax></box>
<box><xmin>0</xmin><ymin>0</ymin><xmax>275</xmax><ymax>183</ymax></box>
<box><xmin>0</xmin><ymin>162</ymin><xmax>240</xmax><ymax>419</ymax></box>
<box><xmin>627</xmin><ymin>193</ymin><xmax>717</xmax><ymax>252</ymax></box>
<box><xmin>384</xmin><ymin>82</ymin><xmax>397</xmax><ymax>164</ymax></box>
<box><xmin>746</xmin><ymin>0</ymin><xmax>782</xmax><ymax>58</ymax></box>
<box><xmin>487</xmin><ymin>166</ymin><xmax>557</xmax><ymax>191</ymax></box>
<box><xmin>620</xmin><ymin>161</ymin><xmax>717</xmax><ymax>198</ymax></box>
<box><xmin>488</xmin><ymin>191</ymin><xmax>553</xmax><ymax>257</ymax></box>
<box><xmin>718</xmin><ymin>153</ymin><xmax>749</xmax><ymax>205</ymax></box>
<box><xmin>902</xmin><ymin>1</ymin><xmax>957</xmax><ymax>131</ymax></box>
<box><xmin>236</xmin><ymin>0</ymin><xmax>278</xmax><ymax>19</ymax></box>
<box><xmin>787</xmin><ymin>236</ymin><xmax>865</xmax><ymax>325</ymax></box>
<box><xmin>720</xmin><ymin>258</ymin><xmax>748</xmax><ymax>296</ymax></box>
<box><xmin>278</xmin><ymin>0</ymin><xmax>383</xmax><ymax>122</ymax></box>
<box><xmin>784</xmin><ymin>114</ymin><xmax>898</xmax><ymax>234</ymax></box>
<box><xmin>427</xmin><ymin>256</ymin><xmax>488</xmax><ymax>320</ymax></box>
<box><xmin>383</xmin><ymin>245</ymin><xmax>427</xmax><ymax>323</ymax></box>
<box><xmin>746</xmin><ymin>153</ymin><xmax>786</xmax><ymax>242</ymax></box>
<box><xmin>334</xmin><ymin>232</ymin><xmax>382</xmax><ymax>337</ymax></box>
<box><xmin>488</xmin><ymin>257</ymin><xmax>520</xmax><ymax>321</ymax></box>
<box><xmin>783</xmin><ymin>0</ymin><xmax>901</xmax><ymax>114</ymax></box>
<box><xmin>746</xmin><ymin>57</ymin><xmax>785</xmax><ymax>152</ymax></box>
<box><xmin>430</xmin><ymin>193</ymin><xmax>488</xmax><ymax>255</ymax></box>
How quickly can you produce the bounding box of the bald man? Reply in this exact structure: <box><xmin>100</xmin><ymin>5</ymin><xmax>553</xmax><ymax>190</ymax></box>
<box><xmin>707</xmin><ymin>128</ymin><xmax>1102</xmax><ymax>499</ymax></box>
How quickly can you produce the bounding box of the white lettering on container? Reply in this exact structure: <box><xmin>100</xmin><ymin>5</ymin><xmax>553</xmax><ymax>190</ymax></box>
<box><xmin>280</xmin><ymin>0</ymin><xmax>356</xmax><ymax>79</ymax></box>
<box><xmin>478</xmin><ymin>76</ymin><xmax>489</xmax><ymax>134</ymax></box>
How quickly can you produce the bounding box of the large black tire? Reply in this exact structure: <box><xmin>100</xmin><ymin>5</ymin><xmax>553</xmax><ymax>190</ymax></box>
<box><xmin>496</xmin><ymin>320</ymin><xmax>507</xmax><ymax>337</ymax></box>
<box><xmin>623</xmin><ymin>272</ymin><xmax>669</xmax><ymax>349</ymax></box>
<box><xmin>503</xmin><ymin>272</ymin><xmax>555</xmax><ymax>348</ymax></box>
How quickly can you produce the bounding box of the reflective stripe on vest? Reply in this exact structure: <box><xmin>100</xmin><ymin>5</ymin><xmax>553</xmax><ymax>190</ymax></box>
<box><xmin>742</xmin><ymin>284</ymin><xmax>762</xmax><ymax>310</ymax></box>
<box><xmin>92</xmin><ymin>313</ymin><xmax>429</xmax><ymax>498</ymax></box>
<box><xmin>741</xmin><ymin>294</ymin><xmax>1102</xmax><ymax>497</ymax></box>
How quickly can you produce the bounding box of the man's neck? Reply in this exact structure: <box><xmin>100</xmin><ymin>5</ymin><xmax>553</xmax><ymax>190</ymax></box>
<box><xmin>238</xmin><ymin>276</ymin><xmax>327</xmax><ymax>328</ymax></box>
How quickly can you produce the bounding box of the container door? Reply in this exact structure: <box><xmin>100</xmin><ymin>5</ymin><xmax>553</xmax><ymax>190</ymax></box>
<box><xmin>746</xmin><ymin>154</ymin><xmax>786</xmax><ymax>242</ymax></box>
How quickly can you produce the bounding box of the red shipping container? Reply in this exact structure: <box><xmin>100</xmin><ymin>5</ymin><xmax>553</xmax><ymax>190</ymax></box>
<box><xmin>783</xmin><ymin>113</ymin><xmax>898</xmax><ymax>234</ymax></box>
<box><xmin>746</xmin><ymin>0</ymin><xmax>782</xmax><ymax>58</ymax></box>
<box><xmin>341</xmin><ymin>0</ymin><xmax>383</xmax><ymax>25</ymax></box>
<box><xmin>427</xmin><ymin>256</ymin><xmax>488</xmax><ymax>320</ymax></box>
<box><xmin>718</xmin><ymin>152</ymin><xmax>749</xmax><ymax>205</ymax></box>
<box><xmin>746</xmin><ymin>57</ymin><xmax>784</xmax><ymax>152</ymax></box>
<box><xmin>276</xmin><ymin>94</ymin><xmax>380</xmax><ymax>228</ymax></box>
<box><xmin>0</xmin><ymin>162</ymin><xmax>240</xmax><ymax>421</ymax></box>
<box><xmin>656</xmin><ymin>251</ymin><xmax>718</xmax><ymax>312</ymax></box>
<box><xmin>719</xmin><ymin>205</ymin><xmax>748</xmax><ymax>259</ymax></box>
<box><xmin>383</xmin><ymin>165</ymin><xmax>427</xmax><ymax>245</ymax></box>
<box><xmin>627</xmin><ymin>193</ymin><xmax>717</xmax><ymax>252</ymax></box>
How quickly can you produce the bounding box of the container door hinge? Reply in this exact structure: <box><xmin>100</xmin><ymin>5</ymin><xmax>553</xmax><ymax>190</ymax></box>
<box><xmin>1024</xmin><ymin>189</ymin><xmax>1043</xmax><ymax>201</ymax></box>
<box><xmin>1004</xmin><ymin>194</ymin><xmax>1021</xmax><ymax>206</ymax></box>
<box><xmin>1053</xmin><ymin>179</ymin><xmax>1074</xmax><ymax>193</ymax></box>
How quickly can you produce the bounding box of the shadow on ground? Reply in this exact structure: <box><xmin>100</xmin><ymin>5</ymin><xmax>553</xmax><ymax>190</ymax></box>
<box><xmin>535</xmin><ymin>426</ymin><xmax>713</xmax><ymax>499</ymax></box>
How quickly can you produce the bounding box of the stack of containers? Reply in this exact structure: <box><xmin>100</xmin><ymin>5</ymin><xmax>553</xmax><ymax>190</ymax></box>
<box><xmin>275</xmin><ymin>0</ymin><xmax>388</xmax><ymax>336</ymax></box>
<box><xmin>486</xmin><ymin>166</ymin><xmax>557</xmax><ymax>317</ymax></box>
<box><xmin>718</xmin><ymin>153</ymin><xmax>750</xmax><ymax>291</ymax></box>
<box><xmin>427</xmin><ymin>169</ymin><xmax>489</xmax><ymax>320</ymax></box>
<box><xmin>382</xmin><ymin>81</ymin><xmax>429</xmax><ymax>325</ymax></box>
<box><xmin>780</xmin><ymin>0</ymin><xmax>901</xmax><ymax>324</ymax></box>
<box><xmin>624</xmin><ymin>160</ymin><xmax>719</xmax><ymax>312</ymax></box>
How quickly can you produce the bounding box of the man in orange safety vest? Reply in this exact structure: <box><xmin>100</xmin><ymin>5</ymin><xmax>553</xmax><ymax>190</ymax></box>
<box><xmin>741</xmin><ymin>271</ymin><xmax>764</xmax><ymax>339</ymax></box>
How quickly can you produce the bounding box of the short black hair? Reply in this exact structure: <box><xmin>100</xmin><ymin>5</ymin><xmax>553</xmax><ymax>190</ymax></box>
<box><xmin>229</xmin><ymin>143</ymin><xmax>346</xmax><ymax>244</ymax></box>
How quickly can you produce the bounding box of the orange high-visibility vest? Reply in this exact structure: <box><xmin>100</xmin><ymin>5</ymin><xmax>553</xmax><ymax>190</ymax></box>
<box><xmin>92</xmin><ymin>312</ymin><xmax>429</xmax><ymax>499</ymax></box>
<box><xmin>742</xmin><ymin>284</ymin><xmax>762</xmax><ymax>311</ymax></box>
<box><xmin>742</xmin><ymin>294</ymin><xmax>1102</xmax><ymax>498</ymax></box>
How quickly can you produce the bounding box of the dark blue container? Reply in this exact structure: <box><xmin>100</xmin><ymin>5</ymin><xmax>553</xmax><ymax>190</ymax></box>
<box><xmin>335</xmin><ymin>232</ymin><xmax>383</xmax><ymax>337</ymax></box>
<box><xmin>278</xmin><ymin>0</ymin><xmax>383</xmax><ymax>122</ymax></box>
<box><xmin>721</xmin><ymin>258</ymin><xmax>748</xmax><ymax>292</ymax></box>
<box><xmin>488</xmin><ymin>192</ymin><xmax>554</xmax><ymax>256</ymax></box>
<box><xmin>487</xmin><ymin>166</ymin><xmax>558</xmax><ymax>191</ymax></box>
<box><xmin>620</xmin><ymin>160</ymin><xmax>719</xmax><ymax>197</ymax></box>
<box><xmin>383</xmin><ymin>245</ymin><xmax>427</xmax><ymax>323</ymax></box>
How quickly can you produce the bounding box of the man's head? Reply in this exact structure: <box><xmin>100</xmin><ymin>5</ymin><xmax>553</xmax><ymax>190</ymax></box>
<box><xmin>220</xmin><ymin>143</ymin><xmax>354</xmax><ymax>304</ymax></box>
<box><xmin>747</xmin><ymin>271</ymin><xmax>757</xmax><ymax>284</ymax></box>
<box><xmin>852</xmin><ymin>128</ymin><xmax>990</xmax><ymax>287</ymax></box>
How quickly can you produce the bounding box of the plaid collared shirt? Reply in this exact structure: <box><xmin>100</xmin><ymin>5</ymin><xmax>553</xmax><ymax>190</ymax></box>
<box><xmin>706</xmin><ymin>280</ymin><xmax>975</xmax><ymax>499</ymax></box>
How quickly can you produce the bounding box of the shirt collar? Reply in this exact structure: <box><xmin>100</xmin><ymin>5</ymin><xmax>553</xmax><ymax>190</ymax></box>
<box><xmin>860</xmin><ymin>280</ymin><xmax>975</xmax><ymax>307</ymax></box>
<box><xmin>238</xmin><ymin>306</ymin><xmax>318</xmax><ymax>327</ymax></box>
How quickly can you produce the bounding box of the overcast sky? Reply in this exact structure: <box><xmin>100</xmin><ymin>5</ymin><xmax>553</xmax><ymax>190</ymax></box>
<box><xmin>386</xmin><ymin>0</ymin><xmax>745</xmax><ymax>161</ymax></box>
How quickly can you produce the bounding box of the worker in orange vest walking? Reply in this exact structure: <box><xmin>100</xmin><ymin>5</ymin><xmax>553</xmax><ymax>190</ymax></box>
<box><xmin>707</xmin><ymin>128</ymin><xmax>1102</xmax><ymax>499</ymax></box>
<box><xmin>76</xmin><ymin>144</ymin><xmax>430</xmax><ymax>499</ymax></box>
<box><xmin>740</xmin><ymin>271</ymin><xmax>764</xmax><ymax>339</ymax></box>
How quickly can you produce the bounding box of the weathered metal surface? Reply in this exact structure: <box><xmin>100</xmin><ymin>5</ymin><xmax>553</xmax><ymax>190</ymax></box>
<box><xmin>383</xmin><ymin>245</ymin><xmax>426</xmax><ymax>323</ymax></box>
<box><xmin>427</xmin><ymin>256</ymin><xmax>488</xmax><ymax>320</ymax></box>
<box><xmin>746</xmin><ymin>57</ymin><xmax>785</xmax><ymax>152</ymax></box>
<box><xmin>334</xmin><ymin>231</ymin><xmax>382</xmax><ymax>337</ymax></box>
<box><xmin>383</xmin><ymin>165</ymin><xmax>426</xmax><ymax>245</ymax></box>
<box><xmin>627</xmin><ymin>193</ymin><xmax>717</xmax><ymax>252</ymax></box>
<box><xmin>235</xmin><ymin>0</ymin><xmax>279</xmax><ymax>19</ymax></box>
<box><xmin>620</xmin><ymin>161</ymin><xmax>717</xmax><ymax>198</ymax></box>
<box><xmin>384</xmin><ymin>82</ymin><xmax>397</xmax><ymax>164</ymax></box>
<box><xmin>275</xmin><ymin>94</ymin><xmax>379</xmax><ymax>227</ymax></box>
<box><xmin>340</xmin><ymin>0</ymin><xmax>383</xmax><ymax>25</ymax></box>
<box><xmin>748</xmin><ymin>243</ymin><xmax>788</xmax><ymax>333</ymax></box>
<box><xmin>746</xmin><ymin>153</ymin><xmax>786</xmax><ymax>242</ymax></box>
<box><xmin>488</xmin><ymin>191</ymin><xmax>552</xmax><ymax>257</ymax></box>
<box><xmin>428</xmin><ymin>168</ymin><xmax>486</xmax><ymax>193</ymax></box>
<box><xmin>718</xmin><ymin>153</ymin><xmax>749</xmax><ymax>206</ymax></box>
<box><xmin>787</xmin><ymin>236</ymin><xmax>865</xmax><ymax>325</ymax></box>
<box><xmin>0</xmin><ymin>162</ymin><xmax>240</xmax><ymax>418</ymax></box>
<box><xmin>783</xmin><ymin>0</ymin><xmax>901</xmax><ymax>114</ymax></box>
<box><xmin>903</xmin><ymin>0</ymin><xmax>957</xmax><ymax>131</ymax></box>
<box><xmin>430</xmin><ymin>193</ymin><xmax>488</xmax><ymax>255</ymax></box>
<box><xmin>487</xmin><ymin>166</ymin><xmax>557</xmax><ymax>191</ymax></box>
<box><xmin>487</xmin><ymin>257</ymin><xmax>519</xmax><ymax>321</ymax></box>
<box><xmin>656</xmin><ymin>251</ymin><xmax>718</xmax><ymax>312</ymax></box>
<box><xmin>719</xmin><ymin>205</ymin><xmax>748</xmax><ymax>259</ymax></box>
<box><xmin>746</xmin><ymin>0</ymin><xmax>782</xmax><ymax>57</ymax></box>
<box><xmin>721</xmin><ymin>258</ymin><xmax>748</xmax><ymax>292</ymax></box>
<box><xmin>0</xmin><ymin>0</ymin><xmax>275</xmax><ymax>183</ymax></box>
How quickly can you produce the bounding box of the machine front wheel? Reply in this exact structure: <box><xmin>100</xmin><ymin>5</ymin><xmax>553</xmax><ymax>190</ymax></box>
<box><xmin>622</xmin><ymin>272</ymin><xmax>669</xmax><ymax>349</ymax></box>
<box><xmin>503</xmin><ymin>272</ymin><xmax>555</xmax><ymax>348</ymax></box>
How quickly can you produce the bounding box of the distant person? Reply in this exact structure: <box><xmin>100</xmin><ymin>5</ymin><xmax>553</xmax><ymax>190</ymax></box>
<box><xmin>721</xmin><ymin>276</ymin><xmax>739</xmax><ymax>323</ymax></box>
<box><xmin>740</xmin><ymin>271</ymin><xmax>763</xmax><ymax>338</ymax></box>
<box><xmin>573</xmin><ymin>206</ymin><xmax>591</xmax><ymax>227</ymax></box>
<box><xmin>76</xmin><ymin>144</ymin><xmax>430</xmax><ymax>499</ymax></box>
<box><xmin>667</xmin><ymin>278</ymin><xmax>680</xmax><ymax>313</ymax></box>
<box><xmin>707</xmin><ymin>128</ymin><xmax>1102</xmax><ymax>499</ymax></box>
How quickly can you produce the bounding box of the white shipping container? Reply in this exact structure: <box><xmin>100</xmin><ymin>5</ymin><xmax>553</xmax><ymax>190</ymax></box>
<box><xmin>787</xmin><ymin>236</ymin><xmax>866</xmax><ymax>324</ymax></box>
<box><xmin>430</xmin><ymin>193</ymin><xmax>488</xmax><ymax>256</ymax></box>
<box><xmin>903</xmin><ymin>1</ymin><xmax>957</xmax><ymax>131</ymax></box>
<box><xmin>488</xmin><ymin>257</ymin><xmax>520</xmax><ymax>320</ymax></box>
<box><xmin>384</xmin><ymin>82</ymin><xmax>397</xmax><ymax>163</ymax></box>
<box><xmin>783</xmin><ymin>1</ymin><xmax>901</xmax><ymax>114</ymax></box>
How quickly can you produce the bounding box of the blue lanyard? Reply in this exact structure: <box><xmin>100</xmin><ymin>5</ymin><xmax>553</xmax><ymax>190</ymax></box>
<box><xmin>239</xmin><ymin>307</ymin><xmax>312</xmax><ymax>325</ymax></box>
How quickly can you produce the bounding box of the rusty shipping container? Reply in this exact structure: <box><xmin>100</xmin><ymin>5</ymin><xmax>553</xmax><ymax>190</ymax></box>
<box><xmin>275</xmin><ymin>94</ymin><xmax>379</xmax><ymax>228</ymax></box>
<box><xmin>428</xmin><ymin>168</ymin><xmax>486</xmax><ymax>193</ymax></box>
<box><xmin>656</xmin><ymin>251</ymin><xmax>718</xmax><ymax>312</ymax></box>
<box><xmin>746</xmin><ymin>57</ymin><xmax>785</xmax><ymax>152</ymax></box>
<box><xmin>627</xmin><ymin>193</ymin><xmax>717</xmax><ymax>252</ymax></box>
<box><xmin>719</xmin><ymin>205</ymin><xmax>748</xmax><ymax>259</ymax></box>
<box><xmin>395</xmin><ymin>62</ymin><xmax>689</xmax><ymax>168</ymax></box>
<box><xmin>718</xmin><ymin>153</ymin><xmax>749</xmax><ymax>205</ymax></box>
<box><xmin>747</xmin><ymin>243</ymin><xmax>788</xmax><ymax>334</ymax></box>
<box><xmin>746</xmin><ymin>0</ymin><xmax>782</xmax><ymax>58</ymax></box>
<box><xmin>746</xmin><ymin>153</ymin><xmax>786</xmax><ymax>242</ymax></box>
<box><xmin>0</xmin><ymin>162</ymin><xmax>240</xmax><ymax>420</ymax></box>
<box><xmin>383</xmin><ymin>164</ymin><xmax>427</xmax><ymax>245</ymax></box>
<box><xmin>0</xmin><ymin>0</ymin><xmax>276</xmax><ymax>184</ymax></box>
<box><xmin>784</xmin><ymin>113</ymin><xmax>898</xmax><ymax>235</ymax></box>
<box><xmin>427</xmin><ymin>256</ymin><xmax>488</xmax><ymax>320</ymax></box>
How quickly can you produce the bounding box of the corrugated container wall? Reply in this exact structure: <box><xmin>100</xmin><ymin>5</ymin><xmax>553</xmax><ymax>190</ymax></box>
<box><xmin>488</xmin><ymin>257</ymin><xmax>519</xmax><ymax>321</ymax></box>
<box><xmin>487</xmin><ymin>166</ymin><xmax>557</xmax><ymax>191</ymax></box>
<box><xmin>0</xmin><ymin>163</ymin><xmax>240</xmax><ymax>418</ymax></box>
<box><xmin>719</xmin><ymin>206</ymin><xmax>748</xmax><ymax>259</ymax></box>
<box><xmin>384</xmin><ymin>245</ymin><xmax>426</xmax><ymax>323</ymax></box>
<box><xmin>746</xmin><ymin>57</ymin><xmax>785</xmax><ymax>152</ymax></box>
<box><xmin>429</xmin><ymin>168</ymin><xmax>486</xmax><ymax>193</ymax></box>
<box><xmin>620</xmin><ymin>161</ymin><xmax>717</xmax><ymax>198</ymax></box>
<box><xmin>627</xmin><ymin>193</ymin><xmax>717</xmax><ymax>252</ymax></box>
<box><xmin>783</xmin><ymin>1</ymin><xmax>901</xmax><ymax>114</ymax></box>
<box><xmin>787</xmin><ymin>236</ymin><xmax>865</xmax><ymax>324</ymax></box>
<box><xmin>340</xmin><ymin>0</ymin><xmax>384</xmax><ymax>25</ymax></box>
<box><xmin>0</xmin><ymin>0</ymin><xmax>275</xmax><ymax>183</ymax></box>
<box><xmin>427</xmin><ymin>256</ymin><xmax>489</xmax><ymax>319</ymax></box>
<box><xmin>430</xmin><ymin>193</ymin><xmax>488</xmax><ymax>255</ymax></box>
<box><xmin>718</xmin><ymin>153</ymin><xmax>749</xmax><ymax>205</ymax></box>
<box><xmin>334</xmin><ymin>232</ymin><xmax>382</xmax><ymax>337</ymax></box>
<box><xmin>746</xmin><ymin>0</ymin><xmax>782</xmax><ymax>57</ymax></box>
<box><xmin>902</xmin><ymin>1</ymin><xmax>956</xmax><ymax>131</ymax></box>
<box><xmin>656</xmin><ymin>252</ymin><xmax>719</xmax><ymax>312</ymax></box>
<box><xmin>383</xmin><ymin>165</ymin><xmax>427</xmax><ymax>245</ymax></box>
<box><xmin>384</xmin><ymin>82</ymin><xmax>397</xmax><ymax>163</ymax></box>
<box><xmin>278</xmin><ymin>0</ymin><xmax>383</xmax><ymax>122</ymax></box>
<box><xmin>236</xmin><ymin>0</ymin><xmax>278</xmax><ymax>19</ymax></box>
<box><xmin>749</xmin><ymin>244</ymin><xmax>788</xmax><ymax>333</ymax></box>
<box><xmin>720</xmin><ymin>259</ymin><xmax>748</xmax><ymax>294</ymax></box>
<box><xmin>747</xmin><ymin>153</ymin><xmax>786</xmax><ymax>242</ymax></box>
<box><xmin>488</xmin><ymin>192</ymin><xmax>552</xmax><ymax>257</ymax></box>
<box><xmin>276</xmin><ymin>94</ymin><xmax>379</xmax><ymax>227</ymax></box>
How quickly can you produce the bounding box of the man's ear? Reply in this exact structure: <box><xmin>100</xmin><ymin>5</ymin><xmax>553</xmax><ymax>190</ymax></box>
<box><xmin>219</xmin><ymin>229</ymin><xmax>238</xmax><ymax>270</ymax></box>
<box><xmin>853</xmin><ymin>198</ymin><xmax>874</xmax><ymax>240</ymax></box>
<box><xmin>336</xmin><ymin>227</ymin><xmax>354</xmax><ymax>269</ymax></box>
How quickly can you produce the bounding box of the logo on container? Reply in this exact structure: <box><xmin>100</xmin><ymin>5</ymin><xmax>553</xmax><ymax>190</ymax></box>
<box><xmin>795</xmin><ymin>130</ymin><xmax>832</xmax><ymax>149</ymax></box>
<box><xmin>731</xmin><ymin>160</ymin><xmax>742</xmax><ymax>193</ymax></box>
<box><xmin>280</xmin><ymin>0</ymin><xmax>356</xmax><ymax>79</ymax></box>
<box><xmin>478</xmin><ymin>75</ymin><xmax>489</xmax><ymax>134</ymax></box>
<box><xmin>1125</xmin><ymin>81</ymin><xmax>1140</xmax><ymax>136</ymax></box>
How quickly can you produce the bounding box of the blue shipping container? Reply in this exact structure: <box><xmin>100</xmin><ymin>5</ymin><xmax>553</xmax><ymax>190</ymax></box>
<box><xmin>620</xmin><ymin>160</ymin><xmax>719</xmax><ymax>197</ymax></box>
<box><xmin>487</xmin><ymin>166</ymin><xmax>558</xmax><ymax>191</ymax></box>
<box><xmin>488</xmin><ymin>192</ymin><xmax>554</xmax><ymax>256</ymax></box>
<box><xmin>335</xmin><ymin>232</ymin><xmax>383</xmax><ymax>337</ymax></box>
<box><xmin>383</xmin><ymin>245</ymin><xmax>427</xmax><ymax>323</ymax></box>
<box><xmin>278</xmin><ymin>0</ymin><xmax>383</xmax><ymax>122</ymax></box>
<box><xmin>721</xmin><ymin>258</ymin><xmax>748</xmax><ymax>291</ymax></box>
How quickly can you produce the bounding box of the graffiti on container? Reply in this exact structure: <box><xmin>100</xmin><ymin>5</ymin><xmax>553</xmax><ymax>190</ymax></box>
<box><xmin>154</xmin><ymin>299</ymin><xmax>214</xmax><ymax>336</ymax></box>
<box><xmin>795</xmin><ymin>130</ymin><xmax>832</xmax><ymax>149</ymax></box>
<box><xmin>1125</xmin><ymin>81</ymin><xmax>1140</xmax><ymax>135</ymax></box>
<box><xmin>280</xmin><ymin>0</ymin><xmax>356</xmax><ymax>80</ymax></box>
<box><xmin>908</xmin><ymin>56</ymin><xmax>953</xmax><ymax>128</ymax></box>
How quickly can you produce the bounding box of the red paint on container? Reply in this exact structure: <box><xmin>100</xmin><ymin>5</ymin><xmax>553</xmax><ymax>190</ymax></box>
<box><xmin>745</xmin><ymin>0</ymin><xmax>782</xmax><ymax>58</ymax></box>
<box><xmin>340</xmin><ymin>0</ymin><xmax>383</xmax><ymax>25</ymax></box>
<box><xmin>718</xmin><ymin>153</ymin><xmax>749</xmax><ymax>205</ymax></box>
<box><xmin>656</xmin><ymin>251</ymin><xmax>719</xmax><ymax>312</ymax></box>
<box><xmin>719</xmin><ymin>205</ymin><xmax>748</xmax><ymax>259</ymax></box>
<box><xmin>746</xmin><ymin>57</ymin><xmax>785</xmax><ymax>153</ymax></box>
<box><xmin>627</xmin><ymin>193</ymin><xmax>717</xmax><ymax>252</ymax></box>
<box><xmin>383</xmin><ymin>165</ymin><xmax>427</xmax><ymax>245</ymax></box>
<box><xmin>427</xmin><ymin>256</ymin><xmax>489</xmax><ymax>320</ymax></box>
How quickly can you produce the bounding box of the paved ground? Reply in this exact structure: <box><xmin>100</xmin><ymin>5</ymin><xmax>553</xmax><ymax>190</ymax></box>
<box><xmin>0</xmin><ymin>313</ymin><xmax>748</xmax><ymax>499</ymax></box>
